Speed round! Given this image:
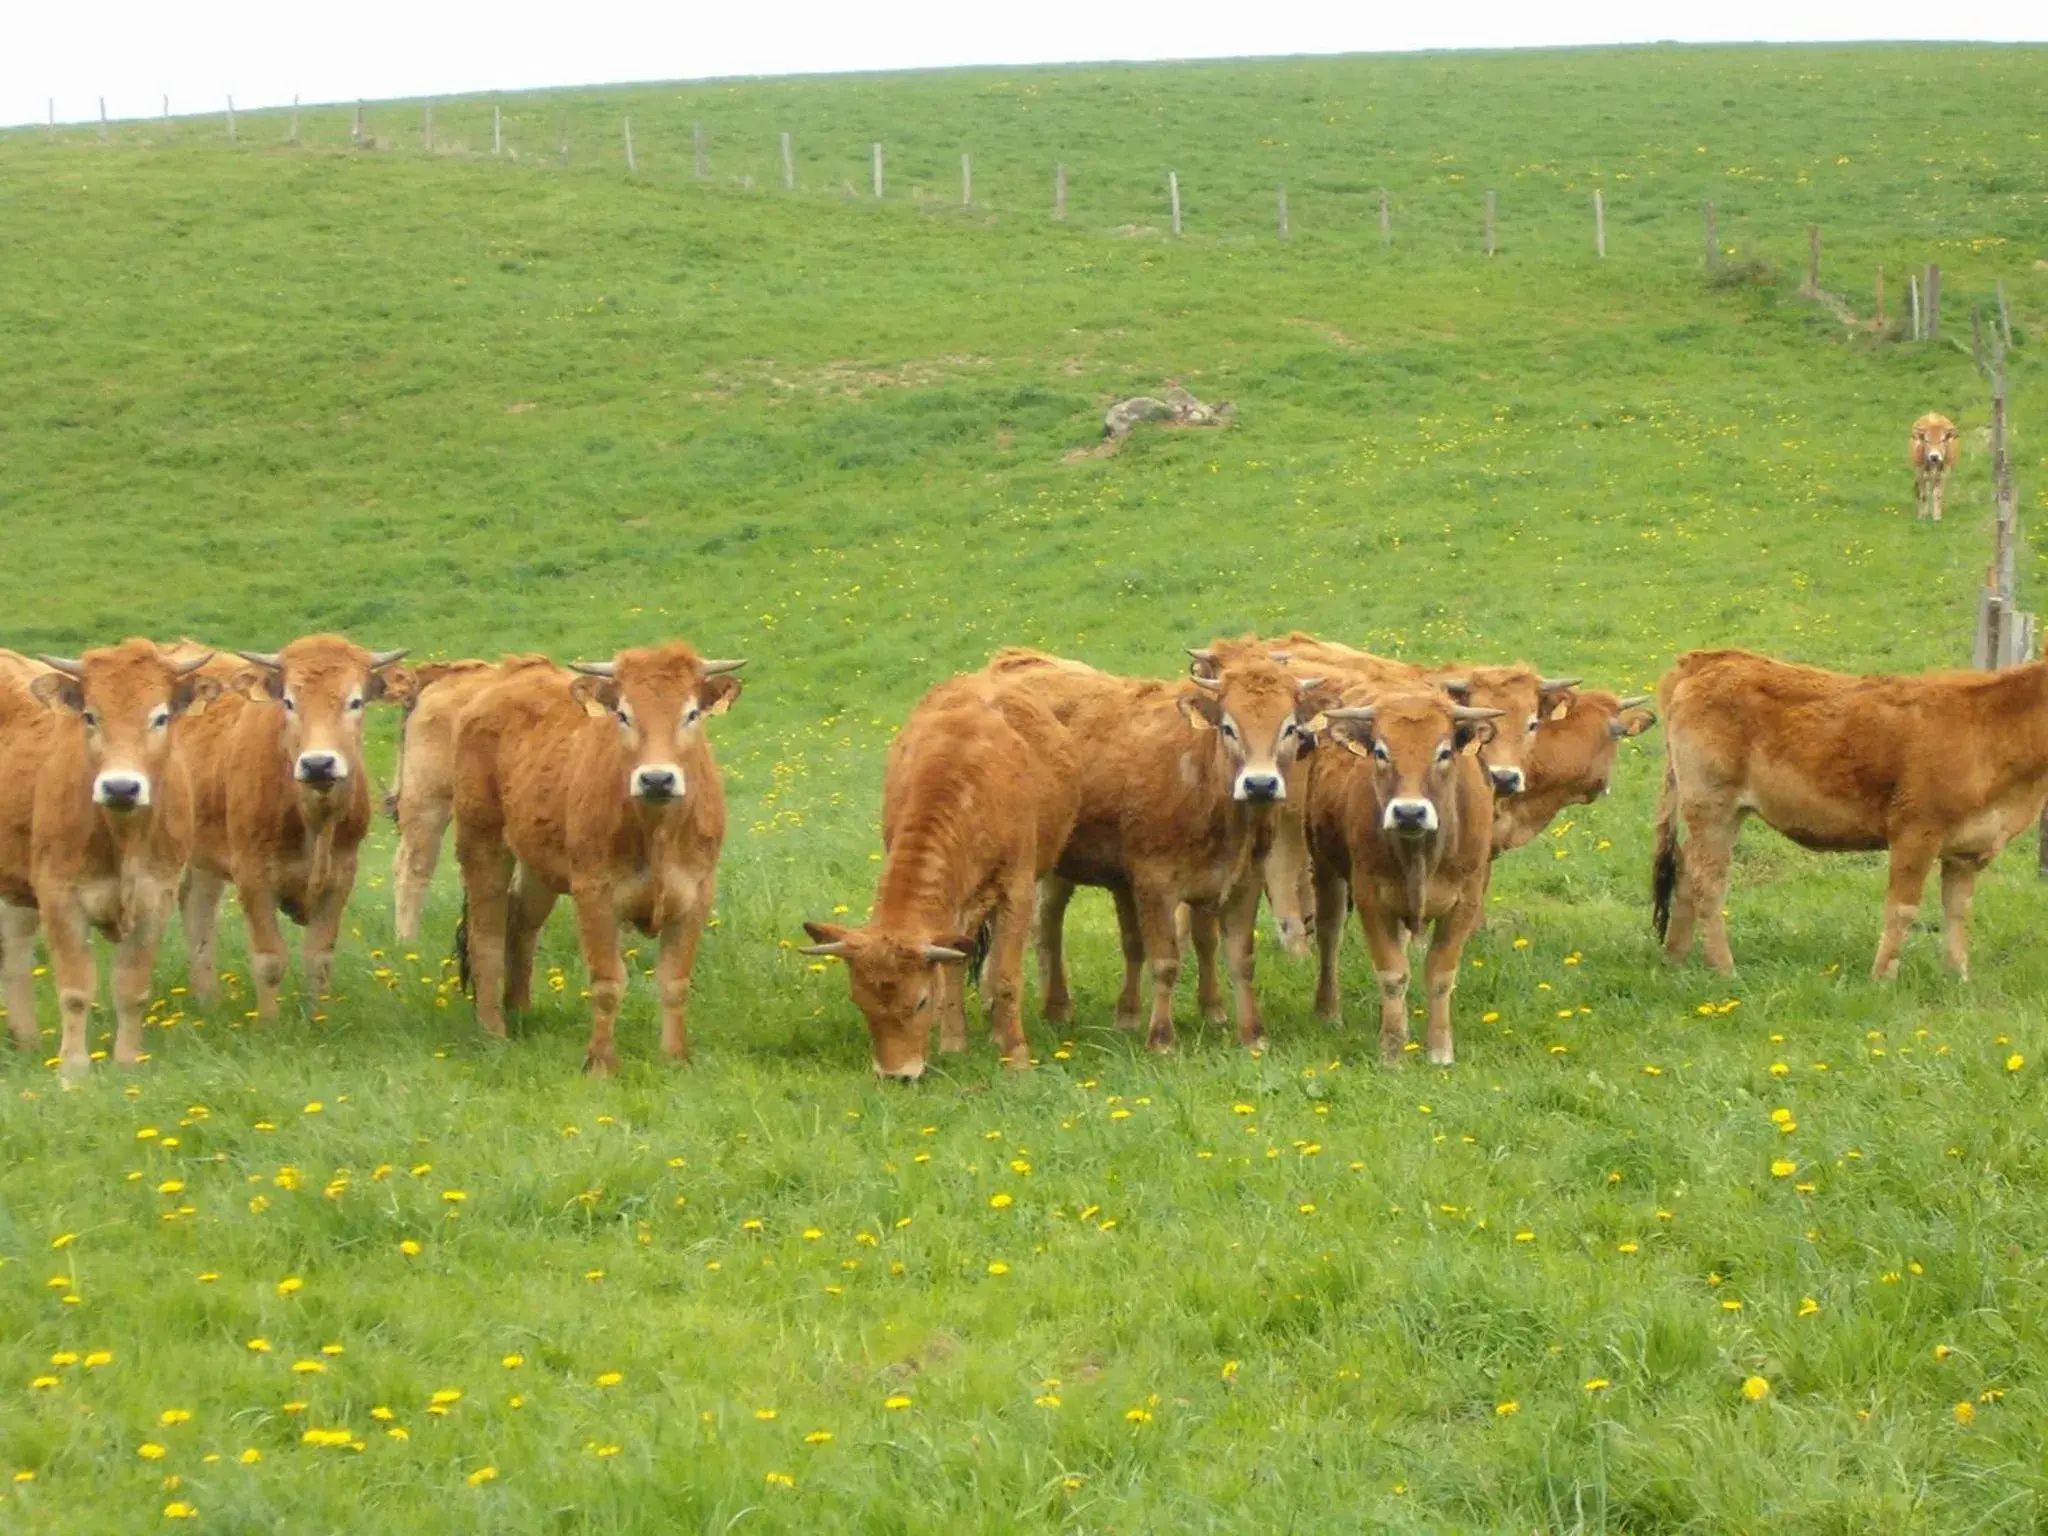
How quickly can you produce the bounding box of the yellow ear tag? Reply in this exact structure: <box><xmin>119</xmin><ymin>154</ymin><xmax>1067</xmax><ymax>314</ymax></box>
<box><xmin>582</xmin><ymin>698</ymin><xmax>610</xmax><ymax>719</ymax></box>
<box><xmin>1341</xmin><ymin>738</ymin><xmax>1375</xmax><ymax>761</ymax></box>
<box><xmin>1548</xmin><ymin>700</ymin><xmax>1569</xmax><ymax>722</ymax></box>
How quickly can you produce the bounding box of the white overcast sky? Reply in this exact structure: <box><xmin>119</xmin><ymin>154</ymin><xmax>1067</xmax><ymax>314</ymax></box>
<box><xmin>7</xmin><ymin>0</ymin><xmax>2043</xmax><ymax>127</ymax></box>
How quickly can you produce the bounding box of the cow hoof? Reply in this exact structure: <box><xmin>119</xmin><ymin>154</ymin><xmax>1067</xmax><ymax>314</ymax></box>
<box><xmin>1001</xmin><ymin>1051</ymin><xmax>1032</xmax><ymax>1072</ymax></box>
<box><xmin>1113</xmin><ymin>1009</ymin><xmax>1144</xmax><ymax>1033</ymax></box>
<box><xmin>1041</xmin><ymin>999</ymin><xmax>1074</xmax><ymax>1026</ymax></box>
<box><xmin>58</xmin><ymin>1059</ymin><xmax>90</xmax><ymax>1088</ymax></box>
<box><xmin>1427</xmin><ymin>1048</ymin><xmax>1455</xmax><ymax>1067</ymax></box>
<box><xmin>582</xmin><ymin>1051</ymin><xmax>618</xmax><ymax>1078</ymax></box>
<box><xmin>1145</xmin><ymin>1029</ymin><xmax>1176</xmax><ymax>1054</ymax></box>
<box><xmin>1201</xmin><ymin>1003</ymin><xmax>1228</xmax><ymax>1027</ymax></box>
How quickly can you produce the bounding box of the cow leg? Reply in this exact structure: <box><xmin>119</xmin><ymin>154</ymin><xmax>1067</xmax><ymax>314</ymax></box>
<box><xmin>1219</xmin><ymin>879</ymin><xmax>1266</xmax><ymax>1050</ymax></box>
<box><xmin>111</xmin><ymin>904</ymin><xmax>169</xmax><ymax>1067</ymax></box>
<box><xmin>503</xmin><ymin>863</ymin><xmax>556</xmax><ymax>1014</ymax></box>
<box><xmin>44</xmin><ymin>904</ymin><xmax>96</xmax><ymax>1084</ymax></box>
<box><xmin>982</xmin><ymin>882</ymin><xmax>1033</xmax><ymax>1067</ymax></box>
<box><xmin>1932</xmin><ymin>474</ymin><xmax>1945</xmax><ymax>522</ymax></box>
<box><xmin>1673</xmin><ymin>807</ymin><xmax>1738</xmax><ymax>974</ymax></box>
<box><xmin>570</xmin><ymin>883</ymin><xmax>627</xmax><ymax>1076</ymax></box>
<box><xmin>300</xmin><ymin>851</ymin><xmax>359</xmax><ymax>1003</ymax></box>
<box><xmin>1131</xmin><ymin>884</ymin><xmax>1182</xmax><ymax>1052</ymax></box>
<box><xmin>1422</xmin><ymin>900</ymin><xmax>1483</xmax><ymax>1067</ymax></box>
<box><xmin>655</xmin><ymin>885</ymin><xmax>710</xmax><ymax>1064</ymax></box>
<box><xmin>1034</xmin><ymin>874</ymin><xmax>1076</xmax><ymax>1025</ymax></box>
<box><xmin>393</xmin><ymin>791</ymin><xmax>453</xmax><ymax>945</ymax></box>
<box><xmin>178</xmin><ymin>866</ymin><xmax>226</xmax><ymax>1006</ymax></box>
<box><xmin>1111</xmin><ymin>882</ymin><xmax>1147</xmax><ymax>1032</ymax></box>
<box><xmin>1</xmin><ymin>902</ymin><xmax>41</xmax><ymax>1052</ymax></box>
<box><xmin>457</xmin><ymin>846</ymin><xmax>515</xmax><ymax>1040</ymax></box>
<box><xmin>1187</xmin><ymin>904</ymin><xmax>1227</xmax><ymax>1025</ymax></box>
<box><xmin>1263</xmin><ymin>804</ymin><xmax>1313</xmax><ymax>958</ymax></box>
<box><xmin>237</xmin><ymin>881</ymin><xmax>290</xmax><ymax>1022</ymax></box>
<box><xmin>1874</xmin><ymin>837</ymin><xmax>1938</xmax><ymax>982</ymax></box>
<box><xmin>1940</xmin><ymin>856</ymin><xmax>1981</xmax><ymax>979</ymax></box>
<box><xmin>1312</xmin><ymin>865</ymin><xmax>1348</xmax><ymax>1023</ymax></box>
<box><xmin>1353</xmin><ymin>889</ymin><xmax>1411</xmax><ymax>1065</ymax></box>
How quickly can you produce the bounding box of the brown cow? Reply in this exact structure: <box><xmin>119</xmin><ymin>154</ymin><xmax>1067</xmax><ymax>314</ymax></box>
<box><xmin>177</xmin><ymin>635</ymin><xmax>407</xmax><ymax>1020</ymax></box>
<box><xmin>1655</xmin><ymin>647</ymin><xmax>2048</xmax><ymax>980</ymax></box>
<box><xmin>800</xmin><ymin>677</ymin><xmax>1079</xmax><ymax>1079</ymax></box>
<box><xmin>451</xmin><ymin>642</ymin><xmax>741</xmax><ymax>1073</ymax></box>
<box><xmin>388</xmin><ymin>657</ymin><xmax>551</xmax><ymax>943</ymax></box>
<box><xmin>1910</xmin><ymin>413</ymin><xmax>1960</xmax><ymax>521</ymax></box>
<box><xmin>1013</xmin><ymin>651</ymin><xmax>1329</xmax><ymax>1051</ymax></box>
<box><xmin>1491</xmin><ymin>688</ymin><xmax>1658</xmax><ymax>854</ymax></box>
<box><xmin>1304</xmin><ymin>689</ymin><xmax>1501</xmax><ymax>1065</ymax></box>
<box><xmin>0</xmin><ymin>640</ymin><xmax>219</xmax><ymax>1080</ymax></box>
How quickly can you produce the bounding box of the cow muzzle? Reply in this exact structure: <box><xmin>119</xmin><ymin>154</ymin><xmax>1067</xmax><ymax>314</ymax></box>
<box><xmin>295</xmin><ymin>751</ymin><xmax>348</xmax><ymax>787</ymax></box>
<box><xmin>92</xmin><ymin>771</ymin><xmax>151</xmax><ymax>812</ymax></box>
<box><xmin>1925</xmin><ymin>451</ymin><xmax>1946</xmax><ymax>467</ymax></box>
<box><xmin>874</xmin><ymin>1057</ymin><xmax>926</xmax><ymax>1083</ymax></box>
<box><xmin>1234</xmin><ymin>770</ymin><xmax>1284</xmax><ymax>803</ymax></box>
<box><xmin>1489</xmin><ymin>766</ymin><xmax>1526</xmax><ymax>796</ymax></box>
<box><xmin>1383</xmin><ymin>798</ymin><xmax>1438</xmax><ymax>835</ymax></box>
<box><xmin>631</xmin><ymin>764</ymin><xmax>685</xmax><ymax>803</ymax></box>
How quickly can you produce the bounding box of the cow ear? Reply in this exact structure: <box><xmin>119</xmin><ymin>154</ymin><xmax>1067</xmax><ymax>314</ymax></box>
<box><xmin>364</xmin><ymin>670</ymin><xmax>392</xmax><ymax>703</ymax></box>
<box><xmin>28</xmin><ymin>673</ymin><xmax>83</xmax><ymax>714</ymax></box>
<box><xmin>174</xmin><ymin>676</ymin><xmax>222</xmax><ymax>716</ymax></box>
<box><xmin>700</xmin><ymin>675</ymin><xmax>742</xmax><ymax>717</ymax></box>
<box><xmin>1440</xmin><ymin>679</ymin><xmax>1472</xmax><ymax>702</ymax></box>
<box><xmin>1178</xmin><ymin>692</ymin><xmax>1221</xmax><ymax>731</ymax></box>
<box><xmin>1615</xmin><ymin>709</ymin><xmax>1658</xmax><ymax>740</ymax></box>
<box><xmin>1453</xmin><ymin>720</ymin><xmax>1497</xmax><ymax>753</ymax></box>
<box><xmin>569</xmin><ymin>674</ymin><xmax>619</xmax><ymax>715</ymax></box>
<box><xmin>801</xmin><ymin>920</ymin><xmax>850</xmax><ymax>951</ymax></box>
<box><xmin>1339</xmin><ymin>734</ymin><xmax>1375</xmax><ymax>762</ymax></box>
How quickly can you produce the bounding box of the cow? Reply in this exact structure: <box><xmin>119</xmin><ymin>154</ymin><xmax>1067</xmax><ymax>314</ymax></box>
<box><xmin>1910</xmin><ymin>413</ymin><xmax>1960</xmax><ymax>521</ymax></box>
<box><xmin>1491</xmin><ymin>688</ymin><xmax>1658</xmax><ymax>854</ymax></box>
<box><xmin>0</xmin><ymin>640</ymin><xmax>219</xmax><ymax>1080</ymax></box>
<box><xmin>1008</xmin><ymin>650</ymin><xmax>1329</xmax><ymax>1051</ymax></box>
<box><xmin>451</xmin><ymin>642</ymin><xmax>742</xmax><ymax>1074</ymax></box>
<box><xmin>1654</xmin><ymin>647</ymin><xmax>2048</xmax><ymax>980</ymax></box>
<box><xmin>800</xmin><ymin>676</ymin><xmax>1079</xmax><ymax>1079</ymax></box>
<box><xmin>176</xmin><ymin>636</ymin><xmax>408</xmax><ymax>1021</ymax></box>
<box><xmin>387</xmin><ymin>657</ymin><xmax>549</xmax><ymax>942</ymax></box>
<box><xmin>1303</xmin><ymin>689</ymin><xmax>1502</xmax><ymax>1065</ymax></box>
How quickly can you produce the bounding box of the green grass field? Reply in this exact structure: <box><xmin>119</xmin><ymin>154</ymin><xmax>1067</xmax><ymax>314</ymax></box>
<box><xmin>3</xmin><ymin>42</ymin><xmax>2047</xmax><ymax>1532</ymax></box>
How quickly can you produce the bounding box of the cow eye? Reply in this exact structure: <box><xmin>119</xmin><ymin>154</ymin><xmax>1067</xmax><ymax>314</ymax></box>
<box><xmin>1436</xmin><ymin>745</ymin><xmax>1454</xmax><ymax>765</ymax></box>
<box><xmin>1218</xmin><ymin>720</ymin><xmax>1237</xmax><ymax>739</ymax></box>
<box><xmin>1371</xmin><ymin>741</ymin><xmax>1390</xmax><ymax>764</ymax></box>
<box><xmin>684</xmin><ymin>706</ymin><xmax>701</xmax><ymax>727</ymax></box>
<box><xmin>283</xmin><ymin>697</ymin><xmax>297</xmax><ymax>714</ymax></box>
<box><xmin>347</xmin><ymin>696</ymin><xmax>365</xmax><ymax>713</ymax></box>
<box><xmin>1526</xmin><ymin>715</ymin><xmax>1540</xmax><ymax>735</ymax></box>
<box><xmin>150</xmin><ymin>707</ymin><xmax>171</xmax><ymax>730</ymax></box>
<box><xmin>614</xmin><ymin>707</ymin><xmax>632</xmax><ymax>728</ymax></box>
<box><xmin>915</xmin><ymin>993</ymin><xmax>931</xmax><ymax>1012</ymax></box>
<box><xmin>82</xmin><ymin>710</ymin><xmax>99</xmax><ymax>729</ymax></box>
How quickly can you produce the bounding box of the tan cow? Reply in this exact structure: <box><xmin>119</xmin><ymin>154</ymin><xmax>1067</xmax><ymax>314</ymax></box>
<box><xmin>1304</xmin><ymin>689</ymin><xmax>1501</xmax><ymax>1065</ymax></box>
<box><xmin>177</xmin><ymin>635</ymin><xmax>407</xmax><ymax>1020</ymax></box>
<box><xmin>1655</xmin><ymin>647</ymin><xmax>2048</xmax><ymax>980</ymax></box>
<box><xmin>451</xmin><ymin>642</ymin><xmax>742</xmax><ymax>1073</ymax></box>
<box><xmin>1491</xmin><ymin>688</ymin><xmax>1658</xmax><ymax>853</ymax></box>
<box><xmin>1910</xmin><ymin>412</ymin><xmax>1960</xmax><ymax>521</ymax></box>
<box><xmin>0</xmin><ymin>640</ymin><xmax>219</xmax><ymax>1080</ymax></box>
<box><xmin>1010</xmin><ymin>651</ymin><xmax>1329</xmax><ymax>1051</ymax></box>
<box><xmin>388</xmin><ymin>657</ymin><xmax>551</xmax><ymax>942</ymax></box>
<box><xmin>801</xmin><ymin>677</ymin><xmax>1079</xmax><ymax>1079</ymax></box>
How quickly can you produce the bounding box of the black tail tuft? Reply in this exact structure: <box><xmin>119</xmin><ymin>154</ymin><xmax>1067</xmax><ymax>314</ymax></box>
<box><xmin>453</xmin><ymin>895</ymin><xmax>474</xmax><ymax>996</ymax></box>
<box><xmin>382</xmin><ymin>788</ymin><xmax>399</xmax><ymax>822</ymax></box>
<box><xmin>1652</xmin><ymin>843</ymin><xmax>1677</xmax><ymax>941</ymax></box>
<box><xmin>965</xmin><ymin>918</ymin><xmax>994</xmax><ymax>991</ymax></box>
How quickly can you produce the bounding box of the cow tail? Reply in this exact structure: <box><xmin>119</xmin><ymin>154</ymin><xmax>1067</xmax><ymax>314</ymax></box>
<box><xmin>966</xmin><ymin>918</ymin><xmax>994</xmax><ymax>993</ymax></box>
<box><xmin>385</xmin><ymin>709</ymin><xmax>411</xmax><ymax>822</ymax></box>
<box><xmin>453</xmin><ymin>894</ymin><xmax>474</xmax><ymax>996</ymax></box>
<box><xmin>1651</xmin><ymin>752</ymin><xmax>1680</xmax><ymax>941</ymax></box>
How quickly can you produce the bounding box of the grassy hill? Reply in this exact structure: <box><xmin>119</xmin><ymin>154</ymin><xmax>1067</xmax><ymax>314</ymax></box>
<box><xmin>2</xmin><ymin>44</ymin><xmax>2046</xmax><ymax>1532</ymax></box>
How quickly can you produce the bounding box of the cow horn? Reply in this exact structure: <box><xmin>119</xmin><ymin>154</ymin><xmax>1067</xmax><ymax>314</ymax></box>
<box><xmin>1616</xmin><ymin>694</ymin><xmax>1653</xmax><ymax>710</ymax></box>
<box><xmin>1539</xmin><ymin>676</ymin><xmax>1582</xmax><ymax>692</ymax></box>
<box><xmin>37</xmin><ymin>656</ymin><xmax>83</xmax><ymax>677</ymax></box>
<box><xmin>700</xmin><ymin>658</ymin><xmax>746</xmax><ymax>676</ymax></box>
<box><xmin>369</xmin><ymin>648</ymin><xmax>409</xmax><ymax>670</ymax></box>
<box><xmin>234</xmin><ymin>650</ymin><xmax>282</xmax><ymax>670</ymax></box>
<box><xmin>1452</xmin><ymin>705</ymin><xmax>1507</xmax><ymax>722</ymax></box>
<box><xmin>1190</xmin><ymin>675</ymin><xmax>1222</xmax><ymax>691</ymax></box>
<box><xmin>1186</xmin><ymin>648</ymin><xmax>1217</xmax><ymax>665</ymax></box>
<box><xmin>922</xmin><ymin>944</ymin><xmax>968</xmax><ymax>963</ymax></box>
<box><xmin>1294</xmin><ymin>676</ymin><xmax>1325</xmax><ymax>692</ymax></box>
<box><xmin>175</xmin><ymin>652</ymin><xmax>216</xmax><ymax>675</ymax></box>
<box><xmin>799</xmin><ymin>941</ymin><xmax>850</xmax><ymax>958</ymax></box>
<box><xmin>1266</xmin><ymin>650</ymin><xmax>1291</xmax><ymax>663</ymax></box>
<box><xmin>1323</xmin><ymin>706</ymin><xmax>1377</xmax><ymax>723</ymax></box>
<box><xmin>1436</xmin><ymin>676</ymin><xmax>1469</xmax><ymax>693</ymax></box>
<box><xmin>569</xmin><ymin>661</ymin><xmax>616</xmax><ymax>677</ymax></box>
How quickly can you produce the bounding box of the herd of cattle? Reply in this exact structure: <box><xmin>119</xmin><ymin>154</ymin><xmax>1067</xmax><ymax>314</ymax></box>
<box><xmin>0</xmin><ymin>616</ymin><xmax>2040</xmax><ymax>1085</ymax></box>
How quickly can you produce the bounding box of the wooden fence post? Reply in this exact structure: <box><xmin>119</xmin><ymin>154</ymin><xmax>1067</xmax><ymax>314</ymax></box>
<box><xmin>227</xmin><ymin>96</ymin><xmax>237</xmax><ymax>143</ymax></box>
<box><xmin>99</xmin><ymin>97</ymin><xmax>108</xmax><ymax>142</ymax></box>
<box><xmin>354</xmin><ymin>102</ymin><xmax>364</xmax><ymax>144</ymax></box>
<box><xmin>1910</xmin><ymin>274</ymin><xmax>1922</xmax><ymax>340</ymax></box>
<box><xmin>1875</xmin><ymin>265</ymin><xmax>1885</xmax><ymax>328</ymax></box>
<box><xmin>1803</xmin><ymin>225</ymin><xmax>1819</xmax><ymax>297</ymax></box>
<box><xmin>1925</xmin><ymin>264</ymin><xmax>1941</xmax><ymax>340</ymax></box>
<box><xmin>781</xmin><ymin>132</ymin><xmax>794</xmax><ymax>190</ymax></box>
<box><xmin>1593</xmin><ymin>189</ymin><xmax>1605</xmax><ymax>257</ymax></box>
<box><xmin>1997</xmin><ymin>281</ymin><xmax>2012</xmax><ymax>349</ymax></box>
<box><xmin>1379</xmin><ymin>188</ymin><xmax>1391</xmax><ymax>246</ymax></box>
<box><xmin>1973</xmin><ymin>309</ymin><xmax>1987</xmax><ymax>377</ymax></box>
<box><xmin>290</xmin><ymin>95</ymin><xmax>300</xmax><ymax>143</ymax></box>
<box><xmin>492</xmin><ymin>104</ymin><xmax>502</xmax><ymax>156</ymax></box>
<box><xmin>1277</xmin><ymin>184</ymin><xmax>1289</xmax><ymax>240</ymax></box>
<box><xmin>961</xmin><ymin>153</ymin><xmax>972</xmax><ymax>206</ymax></box>
<box><xmin>623</xmin><ymin>117</ymin><xmax>636</xmax><ymax>174</ymax></box>
<box><xmin>871</xmin><ymin>142</ymin><xmax>883</xmax><ymax>198</ymax></box>
<box><xmin>1053</xmin><ymin>162</ymin><xmax>1067</xmax><ymax>221</ymax></box>
<box><xmin>1703</xmin><ymin>201</ymin><xmax>1718</xmax><ymax>269</ymax></box>
<box><xmin>1484</xmin><ymin>191</ymin><xmax>1497</xmax><ymax>257</ymax></box>
<box><xmin>1169</xmin><ymin>171</ymin><xmax>1182</xmax><ymax>235</ymax></box>
<box><xmin>693</xmin><ymin>121</ymin><xmax>707</xmax><ymax>178</ymax></box>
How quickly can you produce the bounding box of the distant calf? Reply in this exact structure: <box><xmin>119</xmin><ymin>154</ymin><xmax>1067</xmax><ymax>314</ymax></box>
<box><xmin>1911</xmin><ymin>413</ymin><xmax>1959</xmax><ymax>521</ymax></box>
<box><xmin>453</xmin><ymin>643</ymin><xmax>741</xmax><ymax>1073</ymax></box>
<box><xmin>1655</xmin><ymin>647</ymin><xmax>2048</xmax><ymax>979</ymax></box>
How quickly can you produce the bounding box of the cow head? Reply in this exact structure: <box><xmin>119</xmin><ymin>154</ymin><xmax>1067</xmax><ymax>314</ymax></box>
<box><xmin>236</xmin><ymin>637</ymin><xmax>408</xmax><ymax>797</ymax></box>
<box><xmin>1914</xmin><ymin>413</ymin><xmax>1959</xmax><ymax>470</ymax></box>
<box><xmin>798</xmin><ymin>921</ymin><xmax>973</xmax><ymax>1081</ymax></box>
<box><xmin>568</xmin><ymin>644</ymin><xmax>744</xmax><ymax>806</ymax></box>
<box><xmin>1528</xmin><ymin>689</ymin><xmax>1658</xmax><ymax>805</ymax></box>
<box><xmin>31</xmin><ymin>639</ymin><xmax>220</xmax><ymax>815</ymax></box>
<box><xmin>1325</xmin><ymin>692</ymin><xmax>1503</xmax><ymax>838</ymax></box>
<box><xmin>1180</xmin><ymin>653</ymin><xmax>1330</xmax><ymax>803</ymax></box>
<box><xmin>1437</xmin><ymin>665</ymin><xmax>1578</xmax><ymax>798</ymax></box>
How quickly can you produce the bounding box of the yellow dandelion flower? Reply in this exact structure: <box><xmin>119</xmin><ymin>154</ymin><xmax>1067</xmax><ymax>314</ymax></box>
<box><xmin>1583</xmin><ymin>1378</ymin><xmax>1611</xmax><ymax>1393</ymax></box>
<box><xmin>158</xmin><ymin>1409</ymin><xmax>192</xmax><ymax>1426</ymax></box>
<box><xmin>1953</xmin><ymin>1400</ymin><xmax>1977</xmax><ymax>1427</ymax></box>
<box><xmin>1933</xmin><ymin>1344</ymin><xmax>1952</xmax><ymax>1360</ymax></box>
<box><xmin>502</xmin><ymin>1354</ymin><xmax>524</xmax><ymax>1369</ymax></box>
<box><xmin>596</xmin><ymin>1371</ymin><xmax>622</xmax><ymax>1387</ymax></box>
<box><xmin>430</xmin><ymin>1389</ymin><xmax>462</xmax><ymax>1406</ymax></box>
<box><xmin>238</xmin><ymin>1448</ymin><xmax>261</xmax><ymax>1464</ymax></box>
<box><xmin>49</xmin><ymin>1351</ymin><xmax>78</xmax><ymax>1367</ymax></box>
<box><xmin>51</xmin><ymin>1233</ymin><xmax>75</xmax><ymax>1249</ymax></box>
<box><xmin>370</xmin><ymin>1406</ymin><xmax>394</xmax><ymax>1421</ymax></box>
<box><xmin>1495</xmin><ymin>1400</ymin><xmax>1520</xmax><ymax>1416</ymax></box>
<box><xmin>804</xmin><ymin>1430</ymin><xmax>833</xmax><ymax>1444</ymax></box>
<box><xmin>1298</xmin><ymin>1203</ymin><xmax>1316</xmax><ymax>1216</ymax></box>
<box><xmin>466</xmin><ymin>1466</ymin><xmax>498</xmax><ymax>1486</ymax></box>
<box><xmin>1617</xmin><ymin>1241</ymin><xmax>1639</xmax><ymax>1255</ymax></box>
<box><xmin>84</xmin><ymin>1351</ymin><xmax>111</xmax><ymax>1369</ymax></box>
<box><xmin>1770</xmin><ymin>1160</ymin><xmax>1796</xmax><ymax>1178</ymax></box>
<box><xmin>1514</xmin><ymin>1230</ymin><xmax>1535</xmax><ymax>1243</ymax></box>
<box><xmin>292</xmin><ymin>1360</ymin><xmax>326</xmax><ymax>1375</ymax></box>
<box><xmin>1741</xmin><ymin>1376</ymin><xmax>1770</xmax><ymax>1401</ymax></box>
<box><xmin>1124</xmin><ymin>1407</ymin><xmax>1153</xmax><ymax>1423</ymax></box>
<box><xmin>399</xmin><ymin>1239</ymin><xmax>421</xmax><ymax>1257</ymax></box>
<box><xmin>163</xmin><ymin>1502</ymin><xmax>198</xmax><ymax>1520</ymax></box>
<box><xmin>764</xmin><ymin>1471</ymin><xmax>794</xmax><ymax>1488</ymax></box>
<box><xmin>883</xmin><ymin>1394</ymin><xmax>912</xmax><ymax>1410</ymax></box>
<box><xmin>1798</xmin><ymin>1297</ymin><xmax>1820</xmax><ymax>1317</ymax></box>
<box><xmin>754</xmin><ymin>1407</ymin><xmax>778</xmax><ymax>1420</ymax></box>
<box><xmin>276</xmin><ymin>1276</ymin><xmax>303</xmax><ymax>1297</ymax></box>
<box><xmin>590</xmin><ymin>1444</ymin><xmax>620</xmax><ymax>1459</ymax></box>
<box><xmin>2006</xmin><ymin>1054</ymin><xmax>2024</xmax><ymax>1073</ymax></box>
<box><xmin>138</xmin><ymin>1443</ymin><xmax>166</xmax><ymax>1460</ymax></box>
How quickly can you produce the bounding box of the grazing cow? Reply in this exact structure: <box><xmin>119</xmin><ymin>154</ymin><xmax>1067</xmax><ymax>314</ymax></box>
<box><xmin>178</xmin><ymin>636</ymin><xmax>408</xmax><ymax>1020</ymax></box>
<box><xmin>387</xmin><ymin>657</ymin><xmax>550</xmax><ymax>942</ymax></box>
<box><xmin>1015</xmin><ymin>651</ymin><xmax>1329</xmax><ymax>1051</ymax></box>
<box><xmin>0</xmin><ymin>641</ymin><xmax>219</xmax><ymax>1080</ymax></box>
<box><xmin>1304</xmin><ymin>689</ymin><xmax>1501</xmax><ymax>1065</ymax></box>
<box><xmin>451</xmin><ymin>642</ymin><xmax>742</xmax><ymax>1073</ymax></box>
<box><xmin>801</xmin><ymin>678</ymin><xmax>1079</xmax><ymax>1079</ymax></box>
<box><xmin>1910</xmin><ymin>413</ymin><xmax>1960</xmax><ymax>521</ymax></box>
<box><xmin>1491</xmin><ymin>688</ymin><xmax>1658</xmax><ymax>854</ymax></box>
<box><xmin>1655</xmin><ymin>647</ymin><xmax>2048</xmax><ymax>980</ymax></box>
